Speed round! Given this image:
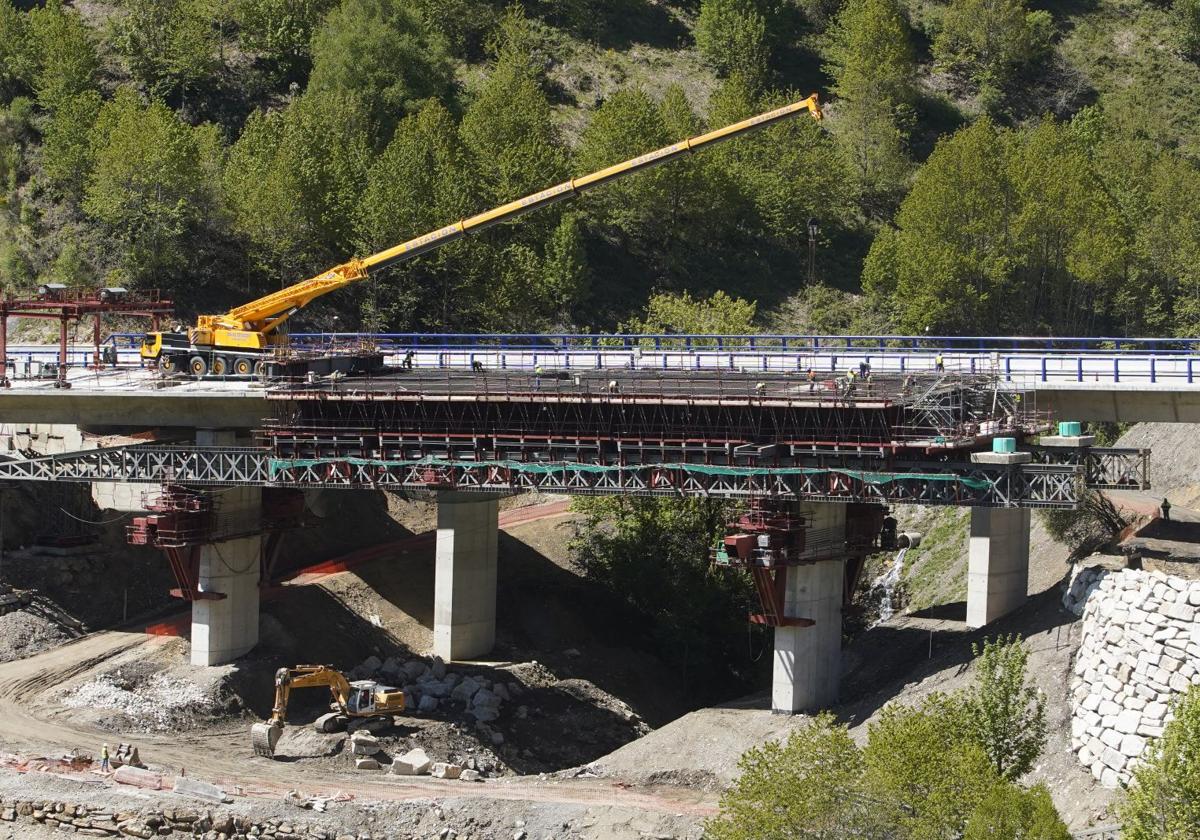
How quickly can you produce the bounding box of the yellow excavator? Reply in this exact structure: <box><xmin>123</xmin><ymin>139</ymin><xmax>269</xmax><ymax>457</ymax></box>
<box><xmin>250</xmin><ymin>665</ymin><xmax>407</xmax><ymax>759</ymax></box>
<box><xmin>140</xmin><ymin>94</ymin><xmax>822</xmax><ymax>378</ymax></box>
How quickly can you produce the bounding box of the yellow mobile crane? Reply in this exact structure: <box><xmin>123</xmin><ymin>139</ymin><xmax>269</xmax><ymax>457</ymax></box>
<box><xmin>141</xmin><ymin>94</ymin><xmax>822</xmax><ymax>378</ymax></box>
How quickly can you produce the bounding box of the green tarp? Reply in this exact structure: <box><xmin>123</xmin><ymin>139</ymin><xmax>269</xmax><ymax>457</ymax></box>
<box><xmin>267</xmin><ymin>456</ymin><xmax>993</xmax><ymax>491</ymax></box>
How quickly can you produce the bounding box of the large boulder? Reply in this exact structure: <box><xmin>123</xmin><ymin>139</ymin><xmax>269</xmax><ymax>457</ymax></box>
<box><xmin>392</xmin><ymin>747</ymin><xmax>432</xmax><ymax>776</ymax></box>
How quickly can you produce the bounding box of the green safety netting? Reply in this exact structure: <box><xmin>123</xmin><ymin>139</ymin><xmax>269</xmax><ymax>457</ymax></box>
<box><xmin>267</xmin><ymin>456</ymin><xmax>993</xmax><ymax>490</ymax></box>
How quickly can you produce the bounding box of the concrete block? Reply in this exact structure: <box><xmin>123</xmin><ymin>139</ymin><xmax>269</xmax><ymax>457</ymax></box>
<box><xmin>112</xmin><ymin>766</ymin><xmax>162</xmax><ymax>790</ymax></box>
<box><xmin>392</xmin><ymin>748</ymin><xmax>432</xmax><ymax>776</ymax></box>
<box><xmin>355</xmin><ymin>758</ymin><xmax>381</xmax><ymax>770</ymax></box>
<box><xmin>171</xmin><ymin>777</ymin><xmax>229</xmax><ymax>804</ymax></box>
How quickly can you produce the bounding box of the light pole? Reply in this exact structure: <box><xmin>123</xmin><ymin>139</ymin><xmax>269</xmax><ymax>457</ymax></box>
<box><xmin>807</xmin><ymin>218</ymin><xmax>819</xmax><ymax>284</ymax></box>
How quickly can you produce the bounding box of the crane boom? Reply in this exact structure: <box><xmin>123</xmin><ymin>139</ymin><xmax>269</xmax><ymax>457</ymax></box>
<box><xmin>145</xmin><ymin>93</ymin><xmax>821</xmax><ymax>374</ymax></box>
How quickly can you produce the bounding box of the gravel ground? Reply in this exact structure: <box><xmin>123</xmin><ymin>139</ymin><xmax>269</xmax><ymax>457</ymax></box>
<box><xmin>0</xmin><ymin>610</ymin><xmax>73</xmax><ymax>664</ymax></box>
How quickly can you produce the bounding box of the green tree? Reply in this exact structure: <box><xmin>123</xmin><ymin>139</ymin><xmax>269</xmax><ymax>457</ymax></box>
<box><xmin>862</xmin><ymin>117</ymin><xmax>1012</xmax><ymax>333</ymax></box>
<box><xmin>0</xmin><ymin>4</ymin><xmax>31</xmax><ymax>105</ymax></box>
<box><xmin>695</xmin><ymin>0</ymin><xmax>769</xmax><ymax>85</ymax></box>
<box><xmin>706</xmin><ymin>715</ymin><xmax>884</xmax><ymax>840</ymax></box>
<box><xmin>706</xmin><ymin>689</ymin><xmax>1071</xmax><ymax>839</ymax></box>
<box><xmin>623</xmin><ymin>290</ymin><xmax>757</xmax><ymax>336</ymax></box>
<box><xmin>234</xmin><ymin>0</ymin><xmax>337</xmax><ymax>73</ymax></box>
<box><xmin>825</xmin><ymin>0</ymin><xmax>916</xmax><ymax>108</ymax></box>
<box><xmin>113</xmin><ymin>0</ymin><xmax>219</xmax><ymax>103</ymax></box>
<box><xmin>1176</xmin><ymin>0</ymin><xmax>1200</xmax><ymax>60</ymax></box>
<box><xmin>25</xmin><ymin>0</ymin><xmax>99</xmax><ymax>111</ymax></box>
<box><xmin>355</xmin><ymin>100</ymin><xmax>483</xmax><ymax>329</ymax></box>
<box><xmin>863</xmin><ymin>693</ymin><xmax>998</xmax><ymax>836</ymax></box>
<box><xmin>224</xmin><ymin>89</ymin><xmax>371</xmax><ymax>283</ymax></box>
<box><xmin>961</xmin><ymin>635</ymin><xmax>1047</xmax><ymax>780</ymax></box>
<box><xmin>824</xmin><ymin>0</ymin><xmax>916</xmax><ymax>209</ymax></box>
<box><xmin>1121</xmin><ymin>684</ymin><xmax>1200</xmax><ymax>840</ymax></box>
<box><xmin>932</xmin><ymin>0</ymin><xmax>1053</xmax><ymax>109</ymax></box>
<box><xmin>83</xmin><ymin>87</ymin><xmax>223</xmax><ymax>283</ymax></box>
<box><xmin>309</xmin><ymin>0</ymin><xmax>453</xmax><ymax>142</ymax></box>
<box><xmin>41</xmin><ymin>90</ymin><xmax>103</xmax><ymax>198</ymax></box>
<box><xmin>963</xmin><ymin>783</ymin><xmax>1072</xmax><ymax>840</ymax></box>
<box><xmin>460</xmin><ymin>7</ymin><xmax>566</xmax><ymax>205</ymax></box>
<box><xmin>571</xmin><ymin>495</ymin><xmax>753</xmax><ymax>701</ymax></box>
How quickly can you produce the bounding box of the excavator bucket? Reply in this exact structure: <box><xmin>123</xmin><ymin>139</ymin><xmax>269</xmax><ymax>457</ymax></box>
<box><xmin>250</xmin><ymin>721</ymin><xmax>282</xmax><ymax>758</ymax></box>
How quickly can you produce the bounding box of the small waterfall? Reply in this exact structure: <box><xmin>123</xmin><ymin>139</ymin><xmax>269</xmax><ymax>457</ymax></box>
<box><xmin>872</xmin><ymin>547</ymin><xmax>908</xmax><ymax>626</ymax></box>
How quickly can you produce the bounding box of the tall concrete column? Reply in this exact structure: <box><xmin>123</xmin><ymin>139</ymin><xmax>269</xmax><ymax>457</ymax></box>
<box><xmin>433</xmin><ymin>493</ymin><xmax>499</xmax><ymax>661</ymax></box>
<box><xmin>190</xmin><ymin>484</ymin><xmax>262</xmax><ymax>665</ymax></box>
<box><xmin>772</xmin><ymin>503</ymin><xmax>846</xmax><ymax>714</ymax></box>
<box><xmin>966</xmin><ymin>507</ymin><xmax>1031</xmax><ymax>628</ymax></box>
<box><xmin>191</xmin><ymin>429</ymin><xmax>262</xmax><ymax>666</ymax></box>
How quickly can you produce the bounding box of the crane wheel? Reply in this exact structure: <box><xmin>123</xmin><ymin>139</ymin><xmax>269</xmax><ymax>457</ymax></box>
<box><xmin>188</xmin><ymin>356</ymin><xmax>208</xmax><ymax>377</ymax></box>
<box><xmin>211</xmin><ymin>356</ymin><xmax>229</xmax><ymax>377</ymax></box>
<box><xmin>253</xmin><ymin>360</ymin><xmax>267</xmax><ymax>377</ymax></box>
<box><xmin>315</xmin><ymin>712</ymin><xmax>348</xmax><ymax>733</ymax></box>
<box><xmin>233</xmin><ymin>357</ymin><xmax>253</xmax><ymax>376</ymax></box>
<box><xmin>160</xmin><ymin>355</ymin><xmax>177</xmax><ymax>374</ymax></box>
<box><xmin>250</xmin><ymin>721</ymin><xmax>282</xmax><ymax>758</ymax></box>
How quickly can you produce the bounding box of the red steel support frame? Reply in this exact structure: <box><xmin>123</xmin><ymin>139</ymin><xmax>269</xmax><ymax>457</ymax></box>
<box><xmin>0</xmin><ymin>289</ymin><xmax>173</xmax><ymax>388</ymax></box>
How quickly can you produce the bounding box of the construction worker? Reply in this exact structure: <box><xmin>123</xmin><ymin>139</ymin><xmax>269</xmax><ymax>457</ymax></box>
<box><xmin>858</xmin><ymin>360</ymin><xmax>870</xmax><ymax>379</ymax></box>
<box><xmin>844</xmin><ymin>369</ymin><xmax>857</xmax><ymax>396</ymax></box>
<box><xmin>534</xmin><ymin>364</ymin><xmax>544</xmax><ymax>389</ymax></box>
<box><xmin>1162</xmin><ymin>498</ymin><xmax>1172</xmax><ymax>521</ymax></box>
<box><xmin>806</xmin><ymin>367</ymin><xmax>817</xmax><ymax>393</ymax></box>
<box><xmin>471</xmin><ymin>359</ymin><xmax>484</xmax><ymax>373</ymax></box>
<box><xmin>935</xmin><ymin>352</ymin><xmax>944</xmax><ymax>373</ymax></box>
<box><xmin>755</xmin><ymin>381</ymin><xmax>766</xmax><ymax>396</ymax></box>
<box><xmin>100</xmin><ymin>744</ymin><xmax>109</xmax><ymax>772</ymax></box>
<box><xmin>401</xmin><ymin>350</ymin><xmax>414</xmax><ymax>370</ymax></box>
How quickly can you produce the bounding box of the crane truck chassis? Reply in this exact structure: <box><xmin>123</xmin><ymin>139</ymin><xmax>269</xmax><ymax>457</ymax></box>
<box><xmin>141</xmin><ymin>94</ymin><xmax>822</xmax><ymax>378</ymax></box>
<box><xmin>251</xmin><ymin>665</ymin><xmax>407</xmax><ymax>759</ymax></box>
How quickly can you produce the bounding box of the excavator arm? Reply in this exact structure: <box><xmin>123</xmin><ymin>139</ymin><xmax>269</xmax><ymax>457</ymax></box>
<box><xmin>172</xmin><ymin>93</ymin><xmax>822</xmax><ymax>357</ymax></box>
<box><xmin>252</xmin><ymin>665</ymin><xmax>352</xmax><ymax>757</ymax></box>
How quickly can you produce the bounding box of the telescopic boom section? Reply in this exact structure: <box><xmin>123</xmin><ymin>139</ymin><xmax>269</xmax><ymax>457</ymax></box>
<box><xmin>198</xmin><ymin>94</ymin><xmax>822</xmax><ymax>344</ymax></box>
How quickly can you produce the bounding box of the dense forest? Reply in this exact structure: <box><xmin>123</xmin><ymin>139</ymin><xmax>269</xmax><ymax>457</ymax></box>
<box><xmin>1</xmin><ymin>0</ymin><xmax>1200</xmax><ymax>337</ymax></box>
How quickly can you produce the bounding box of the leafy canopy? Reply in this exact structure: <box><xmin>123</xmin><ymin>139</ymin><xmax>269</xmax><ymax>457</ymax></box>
<box><xmin>1121</xmin><ymin>684</ymin><xmax>1200</xmax><ymax>840</ymax></box>
<box><xmin>308</xmin><ymin>0</ymin><xmax>453</xmax><ymax>143</ymax></box>
<box><xmin>83</xmin><ymin>87</ymin><xmax>222</xmax><ymax>284</ymax></box>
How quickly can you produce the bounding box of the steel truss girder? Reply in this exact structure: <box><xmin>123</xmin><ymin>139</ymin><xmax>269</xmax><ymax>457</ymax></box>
<box><xmin>0</xmin><ymin>444</ymin><xmax>1090</xmax><ymax>508</ymax></box>
<box><xmin>1028</xmin><ymin>446</ymin><xmax>1150</xmax><ymax>490</ymax></box>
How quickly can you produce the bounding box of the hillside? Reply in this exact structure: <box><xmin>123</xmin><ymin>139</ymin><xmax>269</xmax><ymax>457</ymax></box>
<box><xmin>1</xmin><ymin>0</ymin><xmax>1199</xmax><ymax>339</ymax></box>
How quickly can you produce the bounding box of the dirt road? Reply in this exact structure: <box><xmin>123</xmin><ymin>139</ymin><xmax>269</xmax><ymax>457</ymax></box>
<box><xmin>0</xmin><ymin>498</ymin><xmax>716</xmax><ymax>826</ymax></box>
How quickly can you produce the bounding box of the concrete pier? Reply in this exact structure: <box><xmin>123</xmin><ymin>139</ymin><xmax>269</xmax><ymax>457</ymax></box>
<box><xmin>433</xmin><ymin>493</ymin><xmax>500</xmax><ymax>661</ymax></box>
<box><xmin>190</xmin><ymin>484</ymin><xmax>262</xmax><ymax>665</ymax></box>
<box><xmin>772</xmin><ymin>503</ymin><xmax>846</xmax><ymax>713</ymax></box>
<box><xmin>966</xmin><ymin>507</ymin><xmax>1031</xmax><ymax>628</ymax></box>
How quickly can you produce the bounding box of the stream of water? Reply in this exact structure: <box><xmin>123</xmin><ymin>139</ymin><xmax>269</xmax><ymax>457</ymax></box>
<box><xmin>872</xmin><ymin>547</ymin><xmax>908</xmax><ymax>626</ymax></box>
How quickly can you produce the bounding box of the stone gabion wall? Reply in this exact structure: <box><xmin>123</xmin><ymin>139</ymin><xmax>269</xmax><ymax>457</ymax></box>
<box><xmin>1064</xmin><ymin>566</ymin><xmax>1200</xmax><ymax>788</ymax></box>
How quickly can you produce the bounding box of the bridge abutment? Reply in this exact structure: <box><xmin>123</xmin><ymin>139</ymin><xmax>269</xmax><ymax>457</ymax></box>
<box><xmin>966</xmin><ymin>507</ymin><xmax>1030</xmax><ymax>628</ymax></box>
<box><xmin>772</xmin><ymin>502</ymin><xmax>846</xmax><ymax>713</ymax></box>
<box><xmin>433</xmin><ymin>493</ymin><xmax>500</xmax><ymax>661</ymax></box>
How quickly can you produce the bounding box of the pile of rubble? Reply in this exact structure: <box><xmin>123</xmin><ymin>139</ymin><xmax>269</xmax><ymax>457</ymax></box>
<box><xmin>63</xmin><ymin>671</ymin><xmax>219</xmax><ymax>732</ymax></box>
<box><xmin>0</xmin><ymin>797</ymin><xmax>353</xmax><ymax>839</ymax></box>
<box><xmin>1065</xmin><ymin>565</ymin><xmax>1200</xmax><ymax>786</ymax></box>
<box><xmin>350</xmin><ymin>655</ymin><xmax>522</xmax><ymax>725</ymax></box>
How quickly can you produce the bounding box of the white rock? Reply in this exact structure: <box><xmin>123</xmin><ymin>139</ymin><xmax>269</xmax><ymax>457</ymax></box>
<box><xmin>355</xmin><ymin>758</ymin><xmax>381</xmax><ymax>770</ymax></box>
<box><xmin>1100</xmin><ymin>729</ymin><xmax>1123</xmax><ymax>749</ymax></box>
<box><xmin>459</xmin><ymin>769</ymin><xmax>482</xmax><ymax>782</ymax></box>
<box><xmin>392</xmin><ymin>748</ymin><xmax>432</xmax><ymax>776</ymax></box>
<box><xmin>1120</xmin><ymin>733</ymin><xmax>1147</xmax><ymax>757</ymax></box>
<box><xmin>431</xmin><ymin>762</ymin><xmax>462</xmax><ymax>779</ymax></box>
<box><xmin>1166</xmin><ymin>602</ymin><xmax>1196</xmax><ymax>623</ymax></box>
<box><xmin>1115</xmin><ymin>709</ymin><xmax>1141</xmax><ymax>735</ymax></box>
